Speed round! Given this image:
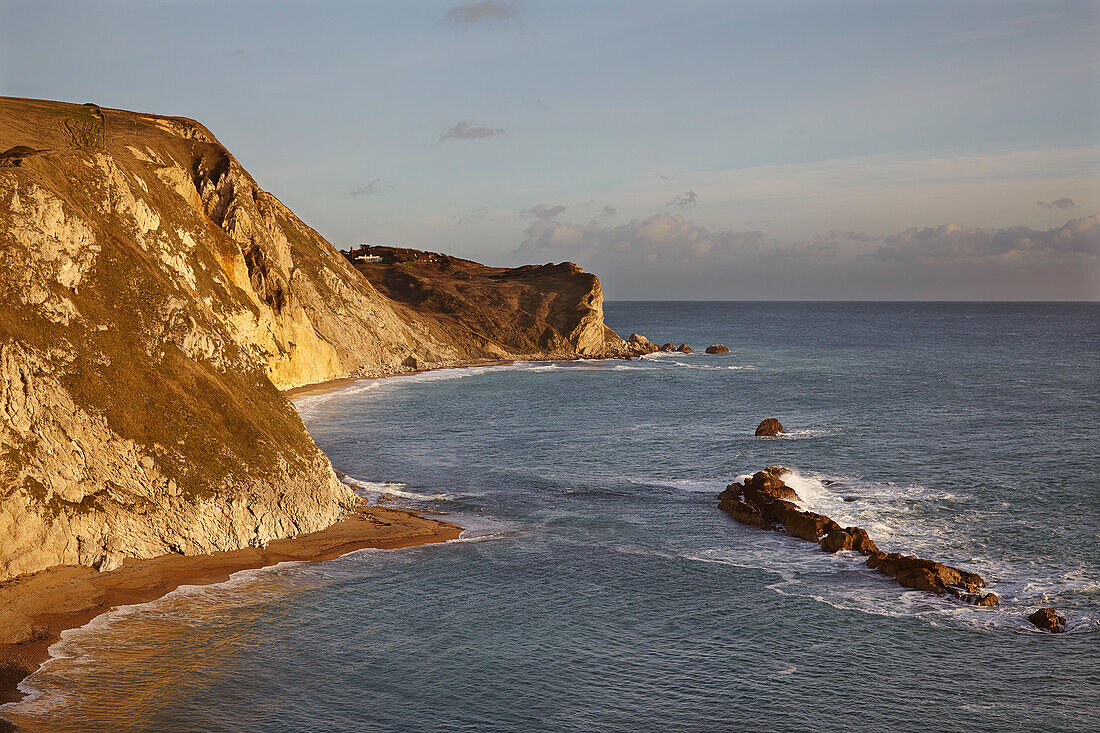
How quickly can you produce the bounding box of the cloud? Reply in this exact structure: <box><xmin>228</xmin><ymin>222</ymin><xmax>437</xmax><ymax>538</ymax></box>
<box><xmin>520</xmin><ymin>203</ymin><xmax>566</xmax><ymax>221</ymax></box>
<box><xmin>444</xmin><ymin>0</ymin><xmax>518</xmax><ymax>25</ymax></box>
<box><xmin>522</xmin><ymin>209</ymin><xmax>1100</xmax><ymax>267</ymax></box>
<box><xmin>519</xmin><ymin>212</ymin><xmax>763</xmax><ymax>264</ymax></box>
<box><xmin>439</xmin><ymin>120</ymin><xmax>507</xmax><ymax>142</ymax></box>
<box><xmin>600</xmin><ymin>205</ymin><xmax>617</xmax><ymax>217</ymax></box>
<box><xmin>873</xmin><ymin>214</ymin><xmax>1100</xmax><ymax>263</ymax></box>
<box><xmin>1038</xmin><ymin>197</ymin><xmax>1079</xmax><ymax>210</ymax></box>
<box><xmin>349</xmin><ymin>179</ymin><xmax>392</xmax><ymax>197</ymax></box>
<box><xmin>667</xmin><ymin>190</ymin><xmax>698</xmax><ymax>208</ymax></box>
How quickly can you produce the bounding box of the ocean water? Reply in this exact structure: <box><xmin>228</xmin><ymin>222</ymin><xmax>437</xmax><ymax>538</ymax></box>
<box><xmin>4</xmin><ymin>302</ymin><xmax>1098</xmax><ymax>732</ymax></box>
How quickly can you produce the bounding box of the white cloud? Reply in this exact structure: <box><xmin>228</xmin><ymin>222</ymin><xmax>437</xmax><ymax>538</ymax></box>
<box><xmin>439</xmin><ymin>120</ymin><xmax>507</xmax><ymax>142</ymax></box>
<box><xmin>520</xmin><ymin>212</ymin><xmax>763</xmax><ymax>263</ymax></box>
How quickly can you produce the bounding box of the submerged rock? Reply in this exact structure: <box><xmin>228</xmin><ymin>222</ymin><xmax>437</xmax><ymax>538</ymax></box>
<box><xmin>717</xmin><ymin>466</ymin><xmax>998</xmax><ymax>607</ymax></box>
<box><xmin>754</xmin><ymin>418</ymin><xmax>785</xmax><ymax>437</ymax></box>
<box><xmin>1027</xmin><ymin>608</ymin><xmax>1066</xmax><ymax>633</ymax></box>
<box><xmin>705</xmin><ymin>344</ymin><xmax>730</xmax><ymax>354</ymax></box>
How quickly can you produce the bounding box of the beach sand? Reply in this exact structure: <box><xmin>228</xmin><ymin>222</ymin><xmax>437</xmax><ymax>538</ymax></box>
<box><xmin>0</xmin><ymin>503</ymin><xmax>461</xmax><ymax>718</ymax></box>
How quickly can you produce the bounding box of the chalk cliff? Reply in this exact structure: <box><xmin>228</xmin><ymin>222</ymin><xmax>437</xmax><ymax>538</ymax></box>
<box><xmin>0</xmin><ymin>97</ymin><xmax>627</xmax><ymax>581</ymax></box>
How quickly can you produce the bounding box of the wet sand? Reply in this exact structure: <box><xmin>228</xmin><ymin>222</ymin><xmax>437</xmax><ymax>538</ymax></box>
<box><xmin>0</xmin><ymin>503</ymin><xmax>461</xmax><ymax>715</ymax></box>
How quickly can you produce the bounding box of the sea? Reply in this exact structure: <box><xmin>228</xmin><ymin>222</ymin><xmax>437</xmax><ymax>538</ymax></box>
<box><xmin>3</xmin><ymin>302</ymin><xmax>1098</xmax><ymax>732</ymax></box>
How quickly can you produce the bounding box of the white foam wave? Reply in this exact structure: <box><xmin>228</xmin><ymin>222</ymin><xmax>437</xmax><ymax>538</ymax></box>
<box><xmin>638</xmin><ymin>351</ymin><xmax>683</xmax><ymax>359</ymax></box>
<box><xmin>291</xmin><ymin>380</ymin><xmax>381</xmax><ymax>419</ymax></box>
<box><xmin>447</xmin><ymin>530</ymin><xmax>514</xmax><ymax>544</ymax></box>
<box><xmin>612</xmin><ymin>360</ymin><xmax>756</xmax><ymax>372</ymax></box>
<box><xmin>629</xmin><ymin>476</ymin><xmax>722</xmax><ymax>493</ymax></box>
<box><xmin>341</xmin><ymin>476</ymin><xmax>453</xmax><ymax>503</ymax></box>
<box><xmin>760</xmin><ymin>428</ymin><xmax>831</xmax><ymax>439</ymax></box>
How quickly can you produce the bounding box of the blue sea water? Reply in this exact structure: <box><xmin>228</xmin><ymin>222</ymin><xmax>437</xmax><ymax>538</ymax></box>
<box><xmin>4</xmin><ymin>302</ymin><xmax>1099</xmax><ymax>732</ymax></box>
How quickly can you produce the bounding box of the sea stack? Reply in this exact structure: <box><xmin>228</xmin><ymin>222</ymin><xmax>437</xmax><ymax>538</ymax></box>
<box><xmin>755</xmin><ymin>418</ymin><xmax>785</xmax><ymax>436</ymax></box>
<box><xmin>1027</xmin><ymin>608</ymin><xmax>1066</xmax><ymax>633</ymax></box>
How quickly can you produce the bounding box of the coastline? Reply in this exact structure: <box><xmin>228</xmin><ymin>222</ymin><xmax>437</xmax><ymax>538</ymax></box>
<box><xmin>0</xmin><ymin>503</ymin><xmax>461</xmax><ymax>716</ymax></box>
<box><xmin>282</xmin><ymin>357</ymin><xmax>521</xmax><ymax>399</ymax></box>
<box><xmin>0</xmin><ymin>354</ymin><xmax>591</xmax><ymax>723</ymax></box>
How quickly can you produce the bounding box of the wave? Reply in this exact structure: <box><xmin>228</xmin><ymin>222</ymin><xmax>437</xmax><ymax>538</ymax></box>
<box><xmin>291</xmin><ymin>380</ymin><xmax>381</xmax><ymax>420</ymax></box>
<box><xmin>611</xmin><ymin>360</ymin><xmax>757</xmax><ymax>372</ymax></box>
<box><xmin>341</xmin><ymin>476</ymin><xmax>454</xmax><ymax>503</ymax></box>
<box><xmin>757</xmin><ymin>427</ymin><xmax>832</xmax><ymax>439</ymax></box>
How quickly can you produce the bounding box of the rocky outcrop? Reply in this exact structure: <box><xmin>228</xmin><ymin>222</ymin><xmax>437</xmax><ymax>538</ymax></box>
<box><xmin>718</xmin><ymin>467</ymin><xmax>999</xmax><ymax>606</ymax></box>
<box><xmin>676</xmin><ymin>344</ymin><xmax>693</xmax><ymax>354</ymax></box>
<box><xmin>0</xmin><ymin>97</ymin><xmax>633</xmax><ymax>582</ymax></box>
<box><xmin>755</xmin><ymin>418</ymin><xmax>785</xmax><ymax>436</ymax></box>
<box><xmin>1027</xmin><ymin>608</ymin><xmax>1066</xmax><ymax>632</ymax></box>
<box><xmin>354</xmin><ymin>246</ymin><xmax>629</xmax><ymax>361</ymax></box>
<box><xmin>626</xmin><ymin>334</ymin><xmax>659</xmax><ymax>355</ymax></box>
<box><xmin>705</xmin><ymin>344</ymin><xmax>729</xmax><ymax>354</ymax></box>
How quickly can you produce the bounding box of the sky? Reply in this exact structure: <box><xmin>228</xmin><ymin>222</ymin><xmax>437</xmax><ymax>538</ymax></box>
<box><xmin>2</xmin><ymin>0</ymin><xmax>1099</xmax><ymax>299</ymax></box>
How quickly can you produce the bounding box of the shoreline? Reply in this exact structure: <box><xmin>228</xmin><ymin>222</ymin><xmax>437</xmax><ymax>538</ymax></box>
<box><xmin>282</xmin><ymin>357</ymin><xmax>523</xmax><ymax>399</ymax></box>
<box><xmin>0</xmin><ymin>503</ymin><xmax>461</xmax><ymax>717</ymax></box>
<box><xmin>0</xmin><ymin>354</ymin><xmax>589</xmax><ymax>724</ymax></box>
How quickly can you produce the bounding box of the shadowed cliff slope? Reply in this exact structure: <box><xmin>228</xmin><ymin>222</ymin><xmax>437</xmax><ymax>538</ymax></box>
<box><xmin>0</xmin><ymin>97</ymin><xmax>627</xmax><ymax>581</ymax></box>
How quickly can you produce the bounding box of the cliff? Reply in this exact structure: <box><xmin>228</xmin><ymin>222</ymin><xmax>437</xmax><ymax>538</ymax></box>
<box><xmin>346</xmin><ymin>246</ymin><xmax>624</xmax><ymax>361</ymax></box>
<box><xmin>0</xmin><ymin>97</ymin><xmax>627</xmax><ymax>582</ymax></box>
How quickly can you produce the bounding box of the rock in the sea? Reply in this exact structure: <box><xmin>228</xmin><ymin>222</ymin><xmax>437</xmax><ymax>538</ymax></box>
<box><xmin>820</xmin><ymin>527</ymin><xmax>879</xmax><ymax>554</ymax></box>
<box><xmin>660</xmin><ymin>343</ymin><xmax>676</xmax><ymax>351</ymax></box>
<box><xmin>718</xmin><ymin>464</ymin><xmax>998</xmax><ymax>607</ymax></box>
<box><xmin>864</xmin><ymin>551</ymin><xmax>997</xmax><ymax>605</ymax></box>
<box><xmin>754</xmin><ymin>418</ymin><xmax>785</xmax><ymax>437</ymax></box>
<box><xmin>742</xmin><ymin>469</ymin><xmax>800</xmax><ymax>502</ymax></box>
<box><xmin>705</xmin><ymin>344</ymin><xmax>730</xmax><ymax>354</ymax></box>
<box><xmin>1027</xmin><ymin>608</ymin><xmax>1066</xmax><ymax>633</ymax></box>
<box><xmin>626</xmin><ymin>333</ymin><xmax>660</xmax><ymax>355</ymax></box>
<box><xmin>676</xmin><ymin>344</ymin><xmax>693</xmax><ymax>354</ymax></box>
<box><xmin>778</xmin><ymin>504</ymin><xmax>841</xmax><ymax>542</ymax></box>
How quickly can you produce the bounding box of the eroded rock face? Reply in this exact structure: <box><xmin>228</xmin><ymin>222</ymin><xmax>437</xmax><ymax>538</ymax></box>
<box><xmin>1027</xmin><ymin>608</ymin><xmax>1066</xmax><ymax>633</ymax></box>
<box><xmin>718</xmin><ymin>466</ymin><xmax>998</xmax><ymax>607</ymax></box>
<box><xmin>755</xmin><ymin>418</ymin><xmax>785</xmax><ymax>436</ymax></box>
<box><xmin>705</xmin><ymin>344</ymin><xmax>729</xmax><ymax>354</ymax></box>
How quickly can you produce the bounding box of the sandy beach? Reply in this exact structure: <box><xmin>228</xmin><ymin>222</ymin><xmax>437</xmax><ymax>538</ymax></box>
<box><xmin>0</xmin><ymin>503</ymin><xmax>461</xmax><ymax>717</ymax></box>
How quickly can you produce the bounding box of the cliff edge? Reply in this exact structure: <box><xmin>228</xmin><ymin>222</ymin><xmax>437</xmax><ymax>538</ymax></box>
<box><xmin>0</xmin><ymin>97</ymin><xmax>627</xmax><ymax>582</ymax></box>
